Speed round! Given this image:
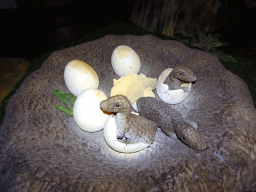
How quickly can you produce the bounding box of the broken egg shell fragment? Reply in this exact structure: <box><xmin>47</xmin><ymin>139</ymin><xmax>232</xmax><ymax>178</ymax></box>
<box><xmin>110</xmin><ymin>74</ymin><xmax>144</xmax><ymax>105</ymax></box>
<box><xmin>131</xmin><ymin>87</ymin><xmax>155</xmax><ymax>111</ymax></box>
<box><xmin>104</xmin><ymin>115</ymin><xmax>150</xmax><ymax>153</ymax></box>
<box><xmin>137</xmin><ymin>73</ymin><xmax>157</xmax><ymax>90</ymax></box>
<box><xmin>110</xmin><ymin>73</ymin><xmax>157</xmax><ymax>111</ymax></box>
<box><xmin>156</xmin><ymin>68</ymin><xmax>192</xmax><ymax>104</ymax></box>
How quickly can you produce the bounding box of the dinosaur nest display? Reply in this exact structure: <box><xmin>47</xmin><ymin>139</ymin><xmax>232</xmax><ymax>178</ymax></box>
<box><xmin>1</xmin><ymin>35</ymin><xmax>256</xmax><ymax>191</ymax></box>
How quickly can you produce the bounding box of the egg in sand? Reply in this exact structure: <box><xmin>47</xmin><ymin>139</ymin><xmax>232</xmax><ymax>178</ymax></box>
<box><xmin>111</xmin><ymin>45</ymin><xmax>141</xmax><ymax>77</ymax></box>
<box><xmin>73</xmin><ymin>88</ymin><xmax>109</xmax><ymax>132</ymax></box>
<box><xmin>64</xmin><ymin>60</ymin><xmax>99</xmax><ymax>97</ymax></box>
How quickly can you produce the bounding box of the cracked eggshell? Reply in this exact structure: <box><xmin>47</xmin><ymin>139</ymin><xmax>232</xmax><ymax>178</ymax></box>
<box><xmin>137</xmin><ymin>73</ymin><xmax>157</xmax><ymax>90</ymax></box>
<box><xmin>104</xmin><ymin>115</ymin><xmax>150</xmax><ymax>153</ymax></box>
<box><xmin>111</xmin><ymin>45</ymin><xmax>141</xmax><ymax>77</ymax></box>
<box><xmin>110</xmin><ymin>73</ymin><xmax>157</xmax><ymax>111</ymax></box>
<box><xmin>64</xmin><ymin>60</ymin><xmax>99</xmax><ymax>97</ymax></box>
<box><xmin>156</xmin><ymin>68</ymin><xmax>192</xmax><ymax>104</ymax></box>
<box><xmin>131</xmin><ymin>87</ymin><xmax>155</xmax><ymax>111</ymax></box>
<box><xmin>110</xmin><ymin>73</ymin><xmax>144</xmax><ymax>106</ymax></box>
<box><xmin>73</xmin><ymin>88</ymin><xmax>108</xmax><ymax>132</ymax></box>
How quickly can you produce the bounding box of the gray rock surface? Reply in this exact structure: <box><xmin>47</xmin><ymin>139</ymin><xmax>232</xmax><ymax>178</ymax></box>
<box><xmin>1</xmin><ymin>35</ymin><xmax>256</xmax><ymax>191</ymax></box>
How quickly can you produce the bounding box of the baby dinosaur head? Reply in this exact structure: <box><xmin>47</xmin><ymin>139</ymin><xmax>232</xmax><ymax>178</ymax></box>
<box><xmin>171</xmin><ymin>66</ymin><xmax>197</xmax><ymax>83</ymax></box>
<box><xmin>100</xmin><ymin>95</ymin><xmax>131</xmax><ymax>113</ymax></box>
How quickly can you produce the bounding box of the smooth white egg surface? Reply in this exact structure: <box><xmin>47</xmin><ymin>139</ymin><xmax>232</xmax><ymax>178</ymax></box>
<box><xmin>64</xmin><ymin>60</ymin><xmax>99</xmax><ymax>97</ymax></box>
<box><xmin>156</xmin><ymin>68</ymin><xmax>192</xmax><ymax>104</ymax></box>
<box><xmin>73</xmin><ymin>88</ymin><xmax>108</xmax><ymax>132</ymax></box>
<box><xmin>111</xmin><ymin>45</ymin><xmax>141</xmax><ymax>77</ymax></box>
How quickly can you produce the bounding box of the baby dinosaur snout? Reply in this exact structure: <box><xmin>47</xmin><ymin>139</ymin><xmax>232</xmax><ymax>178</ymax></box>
<box><xmin>100</xmin><ymin>100</ymin><xmax>109</xmax><ymax>112</ymax></box>
<box><xmin>175</xmin><ymin>122</ymin><xmax>206</xmax><ymax>151</ymax></box>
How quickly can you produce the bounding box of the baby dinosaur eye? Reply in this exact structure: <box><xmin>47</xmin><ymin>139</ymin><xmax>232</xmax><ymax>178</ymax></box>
<box><xmin>115</xmin><ymin>103</ymin><xmax>120</xmax><ymax>107</ymax></box>
<box><xmin>179</xmin><ymin>72</ymin><xmax>183</xmax><ymax>76</ymax></box>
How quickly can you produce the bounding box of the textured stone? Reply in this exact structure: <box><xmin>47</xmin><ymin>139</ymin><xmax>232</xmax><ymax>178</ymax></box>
<box><xmin>0</xmin><ymin>35</ymin><xmax>256</xmax><ymax>191</ymax></box>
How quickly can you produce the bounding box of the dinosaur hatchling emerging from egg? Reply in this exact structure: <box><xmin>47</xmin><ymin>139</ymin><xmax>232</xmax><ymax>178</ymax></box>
<box><xmin>164</xmin><ymin>66</ymin><xmax>197</xmax><ymax>90</ymax></box>
<box><xmin>157</xmin><ymin>66</ymin><xmax>197</xmax><ymax>104</ymax></box>
<box><xmin>100</xmin><ymin>95</ymin><xmax>157</xmax><ymax>153</ymax></box>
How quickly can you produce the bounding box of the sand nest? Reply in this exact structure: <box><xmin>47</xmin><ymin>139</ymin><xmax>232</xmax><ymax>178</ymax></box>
<box><xmin>1</xmin><ymin>35</ymin><xmax>256</xmax><ymax>191</ymax></box>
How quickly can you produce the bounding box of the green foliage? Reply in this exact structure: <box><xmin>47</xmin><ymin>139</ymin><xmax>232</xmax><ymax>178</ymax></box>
<box><xmin>174</xmin><ymin>23</ymin><xmax>237</xmax><ymax>63</ymax></box>
<box><xmin>196</xmin><ymin>23</ymin><xmax>206</xmax><ymax>41</ymax></box>
<box><xmin>210</xmin><ymin>49</ymin><xmax>238</xmax><ymax>63</ymax></box>
<box><xmin>206</xmin><ymin>33</ymin><xmax>226</xmax><ymax>50</ymax></box>
<box><xmin>55</xmin><ymin>105</ymin><xmax>74</xmax><ymax>117</ymax></box>
<box><xmin>54</xmin><ymin>89</ymin><xmax>76</xmax><ymax>117</ymax></box>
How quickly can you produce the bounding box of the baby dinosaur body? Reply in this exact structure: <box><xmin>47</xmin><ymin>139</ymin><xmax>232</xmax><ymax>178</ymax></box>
<box><xmin>164</xmin><ymin>66</ymin><xmax>197</xmax><ymax>90</ymax></box>
<box><xmin>137</xmin><ymin>97</ymin><xmax>206</xmax><ymax>151</ymax></box>
<box><xmin>100</xmin><ymin>95</ymin><xmax>157</xmax><ymax>144</ymax></box>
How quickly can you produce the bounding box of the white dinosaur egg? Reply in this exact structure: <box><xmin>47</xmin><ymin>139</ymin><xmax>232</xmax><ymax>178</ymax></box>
<box><xmin>104</xmin><ymin>115</ymin><xmax>150</xmax><ymax>153</ymax></box>
<box><xmin>73</xmin><ymin>88</ymin><xmax>108</xmax><ymax>132</ymax></box>
<box><xmin>156</xmin><ymin>68</ymin><xmax>192</xmax><ymax>104</ymax></box>
<box><xmin>111</xmin><ymin>45</ymin><xmax>141</xmax><ymax>77</ymax></box>
<box><xmin>64</xmin><ymin>60</ymin><xmax>99</xmax><ymax>97</ymax></box>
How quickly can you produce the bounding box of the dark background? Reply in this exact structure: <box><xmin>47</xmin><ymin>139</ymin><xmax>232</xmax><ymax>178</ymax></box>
<box><xmin>0</xmin><ymin>0</ymin><xmax>138</xmax><ymax>59</ymax></box>
<box><xmin>1</xmin><ymin>0</ymin><xmax>256</xmax><ymax>60</ymax></box>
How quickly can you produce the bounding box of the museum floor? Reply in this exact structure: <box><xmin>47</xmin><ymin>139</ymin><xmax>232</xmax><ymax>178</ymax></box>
<box><xmin>1</xmin><ymin>2</ymin><xmax>256</xmax><ymax>104</ymax></box>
